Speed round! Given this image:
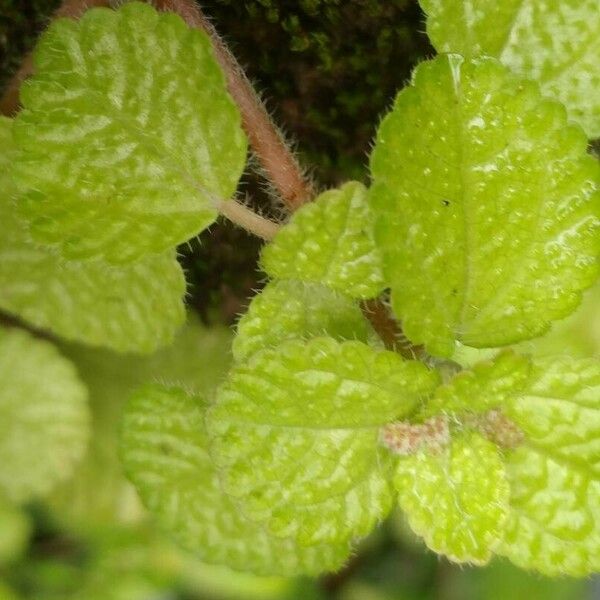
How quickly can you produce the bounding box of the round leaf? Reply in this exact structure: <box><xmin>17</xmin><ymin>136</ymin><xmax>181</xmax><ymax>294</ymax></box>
<box><xmin>0</xmin><ymin>117</ymin><xmax>186</xmax><ymax>354</ymax></box>
<box><xmin>370</xmin><ymin>55</ymin><xmax>600</xmax><ymax>357</ymax></box>
<box><xmin>121</xmin><ymin>385</ymin><xmax>351</xmax><ymax>576</ymax></box>
<box><xmin>423</xmin><ymin>350</ymin><xmax>531</xmax><ymax>417</ymax></box>
<box><xmin>394</xmin><ymin>432</ymin><xmax>509</xmax><ymax>564</ymax></box>
<box><xmin>499</xmin><ymin>357</ymin><xmax>600</xmax><ymax>575</ymax></box>
<box><xmin>421</xmin><ymin>0</ymin><xmax>600</xmax><ymax>138</ymax></box>
<box><xmin>233</xmin><ymin>279</ymin><xmax>378</xmax><ymax>362</ymax></box>
<box><xmin>13</xmin><ymin>3</ymin><xmax>247</xmax><ymax>262</ymax></box>
<box><xmin>50</xmin><ymin>315</ymin><xmax>232</xmax><ymax>531</ymax></box>
<box><xmin>261</xmin><ymin>182</ymin><xmax>385</xmax><ymax>299</ymax></box>
<box><xmin>208</xmin><ymin>337</ymin><xmax>439</xmax><ymax>547</ymax></box>
<box><xmin>0</xmin><ymin>327</ymin><xmax>89</xmax><ymax>502</ymax></box>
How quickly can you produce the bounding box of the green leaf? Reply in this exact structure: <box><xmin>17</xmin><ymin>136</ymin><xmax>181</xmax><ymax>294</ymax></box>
<box><xmin>121</xmin><ymin>384</ymin><xmax>351</xmax><ymax>576</ymax></box>
<box><xmin>420</xmin><ymin>0</ymin><xmax>600</xmax><ymax>138</ymax></box>
<box><xmin>50</xmin><ymin>314</ymin><xmax>232</xmax><ymax>531</ymax></box>
<box><xmin>404</xmin><ymin>349</ymin><xmax>600</xmax><ymax>574</ymax></box>
<box><xmin>513</xmin><ymin>280</ymin><xmax>600</xmax><ymax>360</ymax></box>
<box><xmin>261</xmin><ymin>182</ymin><xmax>385</xmax><ymax>299</ymax></box>
<box><xmin>233</xmin><ymin>279</ymin><xmax>379</xmax><ymax>362</ymax></box>
<box><xmin>500</xmin><ymin>448</ymin><xmax>600</xmax><ymax>577</ymax></box>
<box><xmin>370</xmin><ymin>55</ymin><xmax>600</xmax><ymax>358</ymax></box>
<box><xmin>394</xmin><ymin>432</ymin><xmax>509</xmax><ymax>564</ymax></box>
<box><xmin>0</xmin><ymin>118</ymin><xmax>186</xmax><ymax>354</ymax></box>
<box><xmin>505</xmin><ymin>357</ymin><xmax>600</xmax><ymax>473</ymax></box>
<box><xmin>0</xmin><ymin>327</ymin><xmax>89</xmax><ymax>503</ymax></box>
<box><xmin>207</xmin><ymin>337</ymin><xmax>439</xmax><ymax>547</ymax></box>
<box><xmin>423</xmin><ymin>350</ymin><xmax>531</xmax><ymax>417</ymax></box>
<box><xmin>498</xmin><ymin>357</ymin><xmax>600</xmax><ymax>575</ymax></box>
<box><xmin>13</xmin><ymin>2</ymin><xmax>247</xmax><ymax>263</ymax></box>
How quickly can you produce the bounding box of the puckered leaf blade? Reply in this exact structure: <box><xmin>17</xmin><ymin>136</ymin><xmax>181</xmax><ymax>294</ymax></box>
<box><xmin>121</xmin><ymin>384</ymin><xmax>351</xmax><ymax>576</ymax></box>
<box><xmin>0</xmin><ymin>328</ymin><xmax>89</xmax><ymax>503</ymax></box>
<box><xmin>423</xmin><ymin>350</ymin><xmax>531</xmax><ymax>417</ymax></box>
<box><xmin>500</xmin><ymin>447</ymin><xmax>600</xmax><ymax>577</ymax></box>
<box><xmin>370</xmin><ymin>55</ymin><xmax>600</xmax><ymax>357</ymax></box>
<box><xmin>505</xmin><ymin>357</ymin><xmax>600</xmax><ymax>474</ymax></box>
<box><xmin>261</xmin><ymin>182</ymin><xmax>385</xmax><ymax>299</ymax></box>
<box><xmin>207</xmin><ymin>337</ymin><xmax>439</xmax><ymax>547</ymax></box>
<box><xmin>420</xmin><ymin>0</ymin><xmax>600</xmax><ymax>138</ymax></box>
<box><xmin>13</xmin><ymin>3</ymin><xmax>247</xmax><ymax>262</ymax></box>
<box><xmin>394</xmin><ymin>432</ymin><xmax>509</xmax><ymax>564</ymax></box>
<box><xmin>233</xmin><ymin>280</ymin><xmax>379</xmax><ymax>362</ymax></box>
<box><xmin>498</xmin><ymin>356</ymin><xmax>600</xmax><ymax>576</ymax></box>
<box><xmin>439</xmin><ymin>353</ymin><xmax>600</xmax><ymax>575</ymax></box>
<box><xmin>0</xmin><ymin>117</ymin><xmax>186</xmax><ymax>354</ymax></box>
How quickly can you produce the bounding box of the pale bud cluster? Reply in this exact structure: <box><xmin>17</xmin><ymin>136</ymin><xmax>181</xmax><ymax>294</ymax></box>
<box><xmin>470</xmin><ymin>409</ymin><xmax>525</xmax><ymax>449</ymax></box>
<box><xmin>380</xmin><ymin>415</ymin><xmax>450</xmax><ymax>455</ymax></box>
<box><xmin>381</xmin><ymin>409</ymin><xmax>525</xmax><ymax>456</ymax></box>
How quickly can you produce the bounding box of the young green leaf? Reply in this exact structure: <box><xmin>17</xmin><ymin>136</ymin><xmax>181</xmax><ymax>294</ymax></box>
<box><xmin>121</xmin><ymin>384</ymin><xmax>351</xmax><ymax>576</ymax></box>
<box><xmin>423</xmin><ymin>350</ymin><xmax>531</xmax><ymax>417</ymax></box>
<box><xmin>370</xmin><ymin>55</ymin><xmax>600</xmax><ymax>357</ymax></box>
<box><xmin>420</xmin><ymin>0</ymin><xmax>600</xmax><ymax>138</ymax></box>
<box><xmin>261</xmin><ymin>182</ymin><xmax>385</xmax><ymax>299</ymax></box>
<box><xmin>233</xmin><ymin>279</ymin><xmax>379</xmax><ymax>362</ymax></box>
<box><xmin>208</xmin><ymin>337</ymin><xmax>439</xmax><ymax>547</ymax></box>
<box><xmin>0</xmin><ymin>328</ymin><xmax>89</xmax><ymax>503</ymax></box>
<box><xmin>0</xmin><ymin>117</ymin><xmax>186</xmax><ymax>354</ymax></box>
<box><xmin>424</xmin><ymin>351</ymin><xmax>600</xmax><ymax>574</ymax></box>
<box><xmin>394</xmin><ymin>432</ymin><xmax>509</xmax><ymax>564</ymax></box>
<box><xmin>498</xmin><ymin>357</ymin><xmax>600</xmax><ymax>576</ymax></box>
<box><xmin>13</xmin><ymin>2</ymin><xmax>247</xmax><ymax>263</ymax></box>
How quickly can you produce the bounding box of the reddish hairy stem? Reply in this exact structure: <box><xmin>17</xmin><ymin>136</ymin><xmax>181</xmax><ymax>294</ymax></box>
<box><xmin>156</xmin><ymin>1</ymin><xmax>406</xmax><ymax>353</ymax></box>
<box><xmin>154</xmin><ymin>0</ymin><xmax>315</xmax><ymax>211</ymax></box>
<box><xmin>361</xmin><ymin>299</ymin><xmax>425</xmax><ymax>359</ymax></box>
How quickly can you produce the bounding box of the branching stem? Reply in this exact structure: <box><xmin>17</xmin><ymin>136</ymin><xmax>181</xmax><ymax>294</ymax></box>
<box><xmin>216</xmin><ymin>199</ymin><xmax>280</xmax><ymax>241</ymax></box>
<box><xmin>155</xmin><ymin>0</ymin><xmax>315</xmax><ymax>211</ymax></box>
<box><xmin>1</xmin><ymin>0</ymin><xmax>415</xmax><ymax>357</ymax></box>
<box><xmin>154</xmin><ymin>0</ymin><xmax>414</xmax><ymax>355</ymax></box>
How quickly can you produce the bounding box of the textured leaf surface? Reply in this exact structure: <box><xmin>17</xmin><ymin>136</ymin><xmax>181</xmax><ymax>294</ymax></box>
<box><xmin>499</xmin><ymin>357</ymin><xmax>600</xmax><ymax>575</ymax></box>
<box><xmin>208</xmin><ymin>337</ymin><xmax>439</xmax><ymax>546</ymax></box>
<box><xmin>370</xmin><ymin>55</ymin><xmax>600</xmax><ymax>357</ymax></box>
<box><xmin>233</xmin><ymin>280</ymin><xmax>378</xmax><ymax>361</ymax></box>
<box><xmin>51</xmin><ymin>315</ymin><xmax>232</xmax><ymax>530</ymax></box>
<box><xmin>261</xmin><ymin>182</ymin><xmax>385</xmax><ymax>299</ymax></box>
<box><xmin>13</xmin><ymin>2</ymin><xmax>247</xmax><ymax>262</ymax></box>
<box><xmin>420</xmin><ymin>0</ymin><xmax>600</xmax><ymax>137</ymax></box>
<box><xmin>121</xmin><ymin>385</ymin><xmax>351</xmax><ymax>576</ymax></box>
<box><xmin>0</xmin><ymin>328</ymin><xmax>89</xmax><ymax>502</ymax></box>
<box><xmin>514</xmin><ymin>280</ymin><xmax>600</xmax><ymax>360</ymax></box>
<box><xmin>423</xmin><ymin>351</ymin><xmax>531</xmax><ymax>417</ymax></box>
<box><xmin>0</xmin><ymin>117</ymin><xmax>186</xmax><ymax>353</ymax></box>
<box><xmin>394</xmin><ymin>432</ymin><xmax>509</xmax><ymax>564</ymax></box>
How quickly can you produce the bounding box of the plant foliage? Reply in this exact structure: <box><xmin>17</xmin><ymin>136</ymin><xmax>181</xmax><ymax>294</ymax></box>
<box><xmin>1</xmin><ymin>0</ymin><xmax>600</xmax><ymax>587</ymax></box>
